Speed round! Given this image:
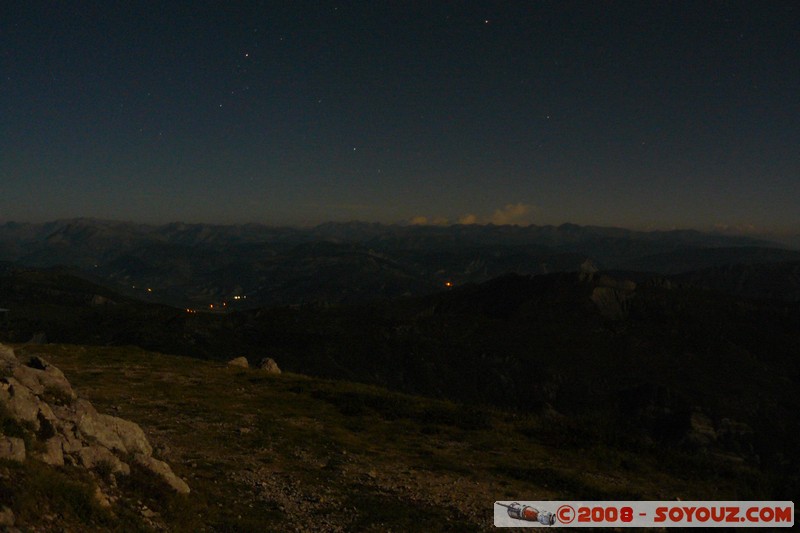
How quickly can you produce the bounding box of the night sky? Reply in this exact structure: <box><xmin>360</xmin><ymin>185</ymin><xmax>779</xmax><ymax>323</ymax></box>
<box><xmin>1</xmin><ymin>1</ymin><xmax>798</xmax><ymax>232</ymax></box>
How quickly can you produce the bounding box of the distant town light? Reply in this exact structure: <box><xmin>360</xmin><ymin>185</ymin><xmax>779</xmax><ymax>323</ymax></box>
<box><xmin>445</xmin><ymin>281</ymin><xmax>453</xmax><ymax>287</ymax></box>
<box><xmin>147</xmin><ymin>288</ymin><xmax>152</xmax><ymax>292</ymax></box>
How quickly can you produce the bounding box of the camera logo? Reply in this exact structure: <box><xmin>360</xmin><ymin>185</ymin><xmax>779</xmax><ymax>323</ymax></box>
<box><xmin>495</xmin><ymin>502</ymin><xmax>556</xmax><ymax>525</ymax></box>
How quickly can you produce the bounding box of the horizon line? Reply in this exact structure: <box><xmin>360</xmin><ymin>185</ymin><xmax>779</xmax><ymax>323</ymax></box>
<box><xmin>0</xmin><ymin>216</ymin><xmax>796</xmax><ymax>238</ymax></box>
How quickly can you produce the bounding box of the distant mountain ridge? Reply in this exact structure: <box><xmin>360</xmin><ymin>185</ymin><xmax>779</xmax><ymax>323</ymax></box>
<box><xmin>0</xmin><ymin>218</ymin><xmax>774</xmax><ymax>254</ymax></box>
<box><xmin>0</xmin><ymin>218</ymin><xmax>793</xmax><ymax>307</ymax></box>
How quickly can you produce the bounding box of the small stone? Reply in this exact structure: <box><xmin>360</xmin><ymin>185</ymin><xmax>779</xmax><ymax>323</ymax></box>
<box><xmin>134</xmin><ymin>453</ymin><xmax>190</xmax><ymax>494</ymax></box>
<box><xmin>94</xmin><ymin>486</ymin><xmax>112</xmax><ymax>508</ymax></box>
<box><xmin>0</xmin><ymin>506</ymin><xmax>14</xmax><ymax>527</ymax></box>
<box><xmin>227</xmin><ymin>357</ymin><xmax>249</xmax><ymax>368</ymax></box>
<box><xmin>257</xmin><ymin>358</ymin><xmax>281</xmax><ymax>374</ymax></box>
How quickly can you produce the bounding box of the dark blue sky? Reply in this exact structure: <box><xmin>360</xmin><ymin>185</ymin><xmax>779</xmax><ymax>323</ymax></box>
<box><xmin>1</xmin><ymin>1</ymin><xmax>798</xmax><ymax>232</ymax></box>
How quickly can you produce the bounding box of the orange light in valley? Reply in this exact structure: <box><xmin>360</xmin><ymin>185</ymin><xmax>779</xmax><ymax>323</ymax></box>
<box><xmin>445</xmin><ymin>281</ymin><xmax>453</xmax><ymax>287</ymax></box>
<box><xmin>209</xmin><ymin>304</ymin><xmax>214</xmax><ymax>309</ymax></box>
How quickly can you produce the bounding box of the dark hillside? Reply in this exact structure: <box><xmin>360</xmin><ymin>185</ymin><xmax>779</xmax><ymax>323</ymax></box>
<box><xmin>673</xmin><ymin>260</ymin><xmax>800</xmax><ymax>301</ymax></box>
<box><xmin>618</xmin><ymin>246</ymin><xmax>800</xmax><ymax>275</ymax></box>
<box><xmin>5</xmin><ymin>343</ymin><xmax>774</xmax><ymax>531</ymax></box>
<box><xmin>2</xmin><ymin>267</ymin><xmax>799</xmax><ymax>500</ymax></box>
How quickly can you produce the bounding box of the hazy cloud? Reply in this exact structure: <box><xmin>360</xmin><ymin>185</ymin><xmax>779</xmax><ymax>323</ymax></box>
<box><xmin>411</xmin><ymin>203</ymin><xmax>536</xmax><ymax>227</ymax></box>
<box><xmin>409</xmin><ymin>215</ymin><xmax>450</xmax><ymax>226</ymax></box>
<box><xmin>490</xmin><ymin>203</ymin><xmax>534</xmax><ymax>225</ymax></box>
<box><xmin>331</xmin><ymin>203</ymin><xmax>381</xmax><ymax>212</ymax></box>
<box><xmin>713</xmin><ymin>223</ymin><xmax>758</xmax><ymax>234</ymax></box>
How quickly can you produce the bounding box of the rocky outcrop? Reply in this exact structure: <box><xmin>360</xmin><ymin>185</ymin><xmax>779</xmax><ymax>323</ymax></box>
<box><xmin>684</xmin><ymin>410</ymin><xmax>717</xmax><ymax>448</ymax></box>
<box><xmin>257</xmin><ymin>357</ymin><xmax>281</xmax><ymax>374</ymax></box>
<box><xmin>0</xmin><ymin>344</ymin><xmax>189</xmax><ymax>496</ymax></box>
<box><xmin>227</xmin><ymin>356</ymin><xmax>249</xmax><ymax>368</ymax></box>
<box><xmin>13</xmin><ymin>354</ymin><xmax>76</xmax><ymax>399</ymax></box>
<box><xmin>578</xmin><ymin>258</ymin><xmax>599</xmax><ymax>280</ymax></box>
<box><xmin>591</xmin><ymin>286</ymin><xmax>634</xmax><ymax>320</ymax></box>
<box><xmin>590</xmin><ymin>275</ymin><xmax>637</xmax><ymax>320</ymax></box>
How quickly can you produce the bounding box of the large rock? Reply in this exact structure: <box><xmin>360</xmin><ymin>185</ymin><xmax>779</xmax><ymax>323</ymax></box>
<box><xmin>78</xmin><ymin>411</ymin><xmax>153</xmax><ymax>456</ymax></box>
<box><xmin>135</xmin><ymin>453</ymin><xmax>191</xmax><ymax>494</ymax></box>
<box><xmin>227</xmin><ymin>356</ymin><xmax>249</xmax><ymax>368</ymax></box>
<box><xmin>0</xmin><ymin>436</ymin><xmax>25</xmax><ymax>462</ymax></box>
<box><xmin>102</xmin><ymin>414</ymin><xmax>153</xmax><ymax>456</ymax></box>
<box><xmin>76</xmin><ymin>411</ymin><xmax>125</xmax><ymax>453</ymax></box>
<box><xmin>257</xmin><ymin>358</ymin><xmax>281</xmax><ymax>374</ymax></box>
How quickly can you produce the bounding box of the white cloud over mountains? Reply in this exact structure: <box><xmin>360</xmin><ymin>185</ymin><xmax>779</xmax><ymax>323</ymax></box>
<box><xmin>410</xmin><ymin>203</ymin><xmax>537</xmax><ymax>226</ymax></box>
<box><xmin>489</xmin><ymin>203</ymin><xmax>533</xmax><ymax>225</ymax></box>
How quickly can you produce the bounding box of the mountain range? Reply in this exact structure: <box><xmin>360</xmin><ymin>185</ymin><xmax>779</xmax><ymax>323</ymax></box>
<box><xmin>2</xmin><ymin>219</ymin><xmax>799</xmax><ymax>309</ymax></box>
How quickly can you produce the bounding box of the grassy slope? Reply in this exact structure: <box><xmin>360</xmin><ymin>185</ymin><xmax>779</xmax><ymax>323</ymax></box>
<box><xmin>3</xmin><ymin>344</ymin><xmax>765</xmax><ymax>532</ymax></box>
